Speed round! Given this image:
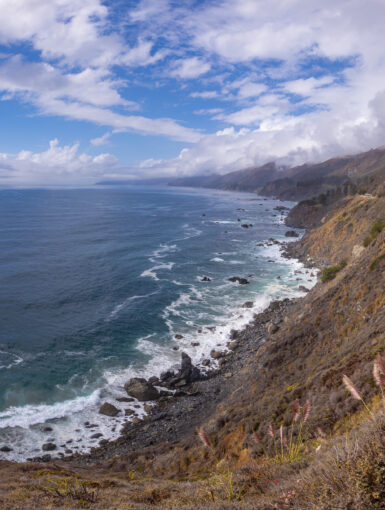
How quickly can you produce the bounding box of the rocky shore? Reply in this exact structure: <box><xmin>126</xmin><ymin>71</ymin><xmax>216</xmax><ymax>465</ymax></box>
<box><xmin>51</xmin><ymin>293</ymin><xmax>301</xmax><ymax>466</ymax></box>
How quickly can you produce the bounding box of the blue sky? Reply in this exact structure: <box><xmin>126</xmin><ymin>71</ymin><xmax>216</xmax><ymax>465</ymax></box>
<box><xmin>1</xmin><ymin>0</ymin><xmax>385</xmax><ymax>186</ymax></box>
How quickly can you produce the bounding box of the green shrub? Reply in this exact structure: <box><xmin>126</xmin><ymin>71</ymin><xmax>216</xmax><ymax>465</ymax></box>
<box><xmin>321</xmin><ymin>259</ymin><xmax>347</xmax><ymax>282</ymax></box>
<box><xmin>362</xmin><ymin>218</ymin><xmax>385</xmax><ymax>247</ymax></box>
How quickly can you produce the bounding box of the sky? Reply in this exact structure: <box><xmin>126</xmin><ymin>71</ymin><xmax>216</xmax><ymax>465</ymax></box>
<box><xmin>1</xmin><ymin>0</ymin><xmax>385</xmax><ymax>186</ymax></box>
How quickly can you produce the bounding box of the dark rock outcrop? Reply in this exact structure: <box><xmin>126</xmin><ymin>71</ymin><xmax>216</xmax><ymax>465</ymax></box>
<box><xmin>99</xmin><ymin>402</ymin><xmax>120</xmax><ymax>416</ymax></box>
<box><xmin>124</xmin><ymin>378</ymin><xmax>160</xmax><ymax>401</ymax></box>
<box><xmin>228</xmin><ymin>276</ymin><xmax>249</xmax><ymax>285</ymax></box>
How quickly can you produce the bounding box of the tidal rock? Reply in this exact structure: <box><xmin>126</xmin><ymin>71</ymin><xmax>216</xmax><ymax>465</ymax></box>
<box><xmin>148</xmin><ymin>376</ymin><xmax>159</xmax><ymax>385</ymax></box>
<box><xmin>124</xmin><ymin>378</ymin><xmax>160</xmax><ymax>401</ymax></box>
<box><xmin>91</xmin><ymin>433</ymin><xmax>103</xmax><ymax>439</ymax></box>
<box><xmin>299</xmin><ymin>285</ymin><xmax>310</xmax><ymax>293</ymax></box>
<box><xmin>116</xmin><ymin>397</ymin><xmax>135</xmax><ymax>403</ymax></box>
<box><xmin>191</xmin><ymin>342</ymin><xmax>200</xmax><ymax>346</ymax></box>
<box><xmin>228</xmin><ymin>276</ymin><xmax>249</xmax><ymax>285</ymax></box>
<box><xmin>0</xmin><ymin>446</ymin><xmax>12</xmax><ymax>452</ymax></box>
<box><xmin>210</xmin><ymin>349</ymin><xmax>224</xmax><ymax>359</ymax></box>
<box><xmin>242</xmin><ymin>301</ymin><xmax>253</xmax><ymax>308</ymax></box>
<box><xmin>267</xmin><ymin>323</ymin><xmax>279</xmax><ymax>335</ymax></box>
<box><xmin>175</xmin><ymin>334</ymin><xmax>184</xmax><ymax>339</ymax></box>
<box><xmin>201</xmin><ymin>276</ymin><xmax>212</xmax><ymax>282</ymax></box>
<box><xmin>42</xmin><ymin>442</ymin><xmax>56</xmax><ymax>451</ymax></box>
<box><xmin>99</xmin><ymin>402</ymin><xmax>120</xmax><ymax>416</ymax></box>
<box><xmin>202</xmin><ymin>359</ymin><xmax>210</xmax><ymax>366</ymax></box>
<box><xmin>42</xmin><ymin>426</ymin><xmax>53</xmax><ymax>432</ymax></box>
<box><xmin>285</xmin><ymin>230</ymin><xmax>299</xmax><ymax>238</ymax></box>
<box><xmin>180</xmin><ymin>352</ymin><xmax>201</xmax><ymax>382</ymax></box>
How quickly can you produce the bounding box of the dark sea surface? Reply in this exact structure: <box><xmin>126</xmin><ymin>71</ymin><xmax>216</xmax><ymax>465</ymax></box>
<box><xmin>0</xmin><ymin>186</ymin><xmax>316</xmax><ymax>459</ymax></box>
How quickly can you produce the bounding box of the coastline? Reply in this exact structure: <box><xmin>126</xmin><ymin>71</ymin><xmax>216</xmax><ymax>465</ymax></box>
<box><xmin>53</xmin><ymin>234</ymin><xmax>317</xmax><ymax>466</ymax></box>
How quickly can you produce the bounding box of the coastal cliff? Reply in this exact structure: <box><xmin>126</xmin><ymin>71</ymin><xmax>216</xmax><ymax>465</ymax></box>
<box><xmin>1</xmin><ymin>154</ymin><xmax>385</xmax><ymax>509</ymax></box>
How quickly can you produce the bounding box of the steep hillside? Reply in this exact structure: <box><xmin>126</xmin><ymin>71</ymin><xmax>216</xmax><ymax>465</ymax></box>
<box><xmin>170</xmin><ymin>147</ymin><xmax>385</xmax><ymax>203</ymax></box>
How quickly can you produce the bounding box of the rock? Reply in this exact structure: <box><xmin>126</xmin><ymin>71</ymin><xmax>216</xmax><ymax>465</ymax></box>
<box><xmin>144</xmin><ymin>404</ymin><xmax>152</xmax><ymax>413</ymax></box>
<box><xmin>274</xmin><ymin>206</ymin><xmax>289</xmax><ymax>211</ymax></box>
<box><xmin>285</xmin><ymin>230</ymin><xmax>299</xmax><ymax>238</ymax></box>
<box><xmin>91</xmin><ymin>433</ymin><xmax>103</xmax><ymax>439</ymax></box>
<box><xmin>160</xmin><ymin>370</ymin><xmax>174</xmax><ymax>381</ymax></box>
<box><xmin>175</xmin><ymin>334</ymin><xmax>184</xmax><ymax>339</ymax></box>
<box><xmin>211</xmin><ymin>350</ymin><xmax>224</xmax><ymax>359</ymax></box>
<box><xmin>116</xmin><ymin>397</ymin><xmax>135</xmax><ymax>403</ymax></box>
<box><xmin>202</xmin><ymin>359</ymin><xmax>210</xmax><ymax>366</ymax></box>
<box><xmin>191</xmin><ymin>342</ymin><xmax>200</xmax><ymax>346</ymax></box>
<box><xmin>41</xmin><ymin>454</ymin><xmax>52</xmax><ymax>462</ymax></box>
<box><xmin>224</xmin><ymin>372</ymin><xmax>233</xmax><ymax>378</ymax></box>
<box><xmin>267</xmin><ymin>323</ymin><xmax>279</xmax><ymax>335</ymax></box>
<box><xmin>228</xmin><ymin>340</ymin><xmax>239</xmax><ymax>350</ymax></box>
<box><xmin>242</xmin><ymin>301</ymin><xmax>253</xmax><ymax>308</ymax></box>
<box><xmin>65</xmin><ymin>449</ymin><xmax>73</xmax><ymax>454</ymax></box>
<box><xmin>228</xmin><ymin>276</ymin><xmax>249</xmax><ymax>285</ymax></box>
<box><xmin>42</xmin><ymin>426</ymin><xmax>53</xmax><ymax>432</ymax></box>
<box><xmin>180</xmin><ymin>352</ymin><xmax>201</xmax><ymax>382</ymax></box>
<box><xmin>0</xmin><ymin>446</ymin><xmax>12</xmax><ymax>452</ymax></box>
<box><xmin>99</xmin><ymin>403</ymin><xmax>120</xmax><ymax>416</ymax></box>
<box><xmin>125</xmin><ymin>409</ymin><xmax>135</xmax><ymax>416</ymax></box>
<box><xmin>299</xmin><ymin>285</ymin><xmax>310</xmax><ymax>293</ymax></box>
<box><xmin>241</xmin><ymin>224</ymin><xmax>249</xmax><ymax>228</ymax></box>
<box><xmin>172</xmin><ymin>346</ymin><xmax>179</xmax><ymax>351</ymax></box>
<box><xmin>124</xmin><ymin>378</ymin><xmax>160</xmax><ymax>401</ymax></box>
<box><xmin>42</xmin><ymin>443</ymin><xmax>56</xmax><ymax>451</ymax></box>
<box><xmin>148</xmin><ymin>376</ymin><xmax>159</xmax><ymax>385</ymax></box>
<box><xmin>219</xmin><ymin>357</ymin><xmax>228</xmax><ymax>367</ymax></box>
<box><xmin>230</xmin><ymin>329</ymin><xmax>239</xmax><ymax>339</ymax></box>
<box><xmin>201</xmin><ymin>276</ymin><xmax>212</xmax><ymax>282</ymax></box>
<box><xmin>132</xmin><ymin>418</ymin><xmax>141</xmax><ymax>425</ymax></box>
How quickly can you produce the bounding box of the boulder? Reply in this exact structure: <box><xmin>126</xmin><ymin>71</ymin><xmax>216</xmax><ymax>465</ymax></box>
<box><xmin>0</xmin><ymin>446</ymin><xmax>12</xmax><ymax>452</ymax></box>
<box><xmin>228</xmin><ymin>276</ymin><xmax>249</xmax><ymax>285</ymax></box>
<box><xmin>202</xmin><ymin>359</ymin><xmax>210</xmax><ymax>366</ymax></box>
<box><xmin>42</xmin><ymin>443</ymin><xmax>56</xmax><ymax>451</ymax></box>
<box><xmin>211</xmin><ymin>349</ymin><xmax>224</xmax><ymax>359</ymax></box>
<box><xmin>201</xmin><ymin>276</ymin><xmax>212</xmax><ymax>282</ymax></box>
<box><xmin>242</xmin><ymin>301</ymin><xmax>253</xmax><ymax>308</ymax></box>
<box><xmin>180</xmin><ymin>352</ymin><xmax>201</xmax><ymax>382</ymax></box>
<box><xmin>99</xmin><ymin>402</ymin><xmax>120</xmax><ymax>416</ymax></box>
<box><xmin>285</xmin><ymin>230</ymin><xmax>299</xmax><ymax>238</ymax></box>
<box><xmin>175</xmin><ymin>334</ymin><xmax>183</xmax><ymax>339</ymax></box>
<box><xmin>124</xmin><ymin>378</ymin><xmax>160</xmax><ymax>401</ymax></box>
<box><xmin>299</xmin><ymin>285</ymin><xmax>310</xmax><ymax>293</ymax></box>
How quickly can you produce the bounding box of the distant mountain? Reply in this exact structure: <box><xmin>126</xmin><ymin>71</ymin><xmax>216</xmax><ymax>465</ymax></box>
<box><xmin>169</xmin><ymin>147</ymin><xmax>385</xmax><ymax>201</ymax></box>
<box><xmin>170</xmin><ymin>162</ymin><xmax>282</xmax><ymax>192</ymax></box>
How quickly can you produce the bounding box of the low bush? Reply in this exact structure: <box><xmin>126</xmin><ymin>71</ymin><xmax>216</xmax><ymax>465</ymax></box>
<box><xmin>362</xmin><ymin>218</ymin><xmax>385</xmax><ymax>246</ymax></box>
<box><xmin>321</xmin><ymin>259</ymin><xmax>347</xmax><ymax>282</ymax></box>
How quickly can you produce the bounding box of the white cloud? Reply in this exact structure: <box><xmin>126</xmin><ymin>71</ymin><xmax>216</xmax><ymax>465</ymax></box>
<box><xmin>0</xmin><ymin>139</ymin><xmax>119</xmax><ymax>185</ymax></box>
<box><xmin>91</xmin><ymin>132</ymin><xmax>111</xmax><ymax>146</ymax></box>
<box><xmin>190</xmin><ymin>91</ymin><xmax>219</xmax><ymax>99</ymax></box>
<box><xmin>170</xmin><ymin>57</ymin><xmax>211</xmax><ymax>79</ymax></box>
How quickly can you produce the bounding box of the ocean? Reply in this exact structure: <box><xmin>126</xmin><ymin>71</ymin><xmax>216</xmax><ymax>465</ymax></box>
<box><xmin>0</xmin><ymin>185</ymin><xmax>316</xmax><ymax>460</ymax></box>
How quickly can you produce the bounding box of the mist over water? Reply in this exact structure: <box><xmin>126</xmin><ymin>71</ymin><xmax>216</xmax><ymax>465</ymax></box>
<box><xmin>0</xmin><ymin>186</ymin><xmax>316</xmax><ymax>460</ymax></box>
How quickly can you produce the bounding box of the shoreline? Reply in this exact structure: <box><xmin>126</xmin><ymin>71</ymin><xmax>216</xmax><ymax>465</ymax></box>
<box><xmin>10</xmin><ymin>196</ymin><xmax>316</xmax><ymax>465</ymax></box>
<box><xmin>54</xmin><ymin>237</ymin><xmax>316</xmax><ymax>466</ymax></box>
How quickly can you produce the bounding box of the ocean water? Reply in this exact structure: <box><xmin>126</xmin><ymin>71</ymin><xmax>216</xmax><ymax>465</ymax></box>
<box><xmin>0</xmin><ymin>186</ymin><xmax>317</xmax><ymax>460</ymax></box>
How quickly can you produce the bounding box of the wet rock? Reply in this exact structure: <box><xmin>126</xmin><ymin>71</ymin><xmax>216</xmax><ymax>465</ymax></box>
<box><xmin>99</xmin><ymin>402</ymin><xmax>120</xmax><ymax>416</ymax></box>
<box><xmin>299</xmin><ymin>285</ymin><xmax>310</xmax><ymax>293</ymax></box>
<box><xmin>160</xmin><ymin>370</ymin><xmax>175</xmax><ymax>382</ymax></box>
<box><xmin>0</xmin><ymin>446</ymin><xmax>12</xmax><ymax>452</ymax></box>
<box><xmin>274</xmin><ymin>206</ymin><xmax>289</xmax><ymax>211</ymax></box>
<box><xmin>228</xmin><ymin>341</ymin><xmax>239</xmax><ymax>350</ymax></box>
<box><xmin>116</xmin><ymin>397</ymin><xmax>135</xmax><ymax>403</ymax></box>
<box><xmin>191</xmin><ymin>342</ymin><xmax>200</xmax><ymax>346</ymax></box>
<box><xmin>210</xmin><ymin>350</ymin><xmax>224</xmax><ymax>359</ymax></box>
<box><xmin>285</xmin><ymin>230</ymin><xmax>299</xmax><ymax>238</ymax></box>
<box><xmin>41</xmin><ymin>454</ymin><xmax>52</xmax><ymax>462</ymax></box>
<box><xmin>91</xmin><ymin>433</ymin><xmax>103</xmax><ymax>439</ymax></box>
<box><xmin>228</xmin><ymin>276</ymin><xmax>249</xmax><ymax>285</ymax></box>
<box><xmin>172</xmin><ymin>346</ymin><xmax>179</xmax><ymax>351</ymax></box>
<box><xmin>125</xmin><ymin>409</ymin><xmax>135</xmax><ymax>416</ymax></box>
<box><xmin>124</xmin><ymin>378</ymin><xmax>160</xmax><ymax>401</ymax></box>
<box><xmin>65</xmin><ymin>449</ymin><xmax>73</xmax><ymax>454</ymax></box>
<box><xmin>201</xmin><ymin>276</ymin><xmax>212</xmax><ymax>282</ymax></box>
<box><xmin>144</xmin><ymin>404</ymin><xmax>153</xmax><ymax>413</ymax></box>
<box><xmin>42</xmin><ymin>442</ymin><xmax>57</xmax><ymax>451</ymax></box>
<box><xmin>242</xmin><ymin>301</ymin><xmax>254</xmax><ymax>308</ymax></box>
<box><xmin>179</xmin><ymin>352</ymin><xmax>201</xmax><ymax>383</ymax></box>
<box><xmin>148</xmin><ymin>376</ymin><xmax>159</xmax><ymax>385</ymax></box>
<box><xmin>42</xmin><ymin>426</ymin><xmax>53</xmax><ymax>432</ymax></box>
<box><xmin>175</xmin><ymin>334</ymin><xmax>183</xmax><ymax>339</ymax></box>
<box><xmin>241</xmin><ymin>224</ymin><xmax>249</xmax><ymax>228</ymax></box>
<box><xmin>202</xmin><ymin>359</ymin><xmax>210</xmax><ymax>366</ymax></box>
